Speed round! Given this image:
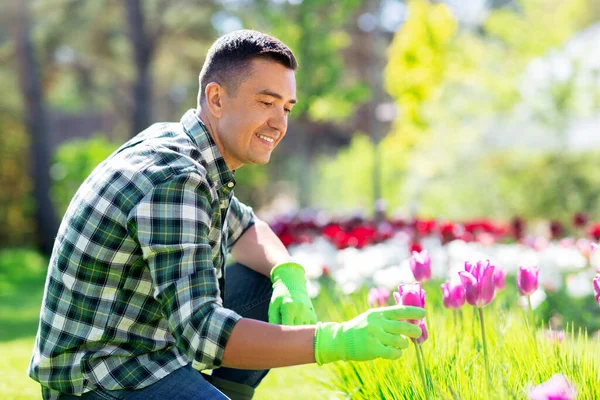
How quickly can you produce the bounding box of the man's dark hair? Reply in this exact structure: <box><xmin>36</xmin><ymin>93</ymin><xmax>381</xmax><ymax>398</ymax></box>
<box><xmin>198</xmin><ymin>29</ymin><xmax>297</xmax><ymax>106</ymax></box>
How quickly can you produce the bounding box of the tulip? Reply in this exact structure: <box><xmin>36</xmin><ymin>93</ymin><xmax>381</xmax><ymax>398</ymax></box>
<box><xmin>395</xmin><ymin>282</ymin><xmax>430</xmax><ymax>399</ymax></box>
<box><xmin>518</xmin><ymin>266</ymin><xmax>539</xmax><ymax>296</ymax></box>
<box><xmin>394</xmin><ymin>282</ymin><xmax>426</xmax><ymax>309</ymax></box>
<box><xmin>594</xmin><ymin>274</ymin><xmax>600</xmax><ymax>306</ymax></box>
<box><xmin>441</xmin><ymin>280</ymin><xmax>466</xmax><ymax>309</ymax></box>
<box><xmin>459</xmin><ymin>260</ymin><xmax>495</xmax><ymax>386</ymax></box>
<box><xmin>545</xmin><ymin>329</ymin><xmax>565</xmax><ymax>345</ymax></box>
<box><xmin>367</xmin><ymin>286</ymin><xmax>390</xmax><ymax>308</ymax></box>
<box><xmin>511</xmin><ymin>216</ymin><xmax>525</xmax><ymax>240</ymax></box>
<box><xmin>493</xmin><ymin>268</ymin><xmax>506</xmax><ymax>291</ymax></box>
<box><xmin>518</xmin><ymin>266</ymin><xmax>540</xmax><ymax>338</ymax></box>
<box><xmin>528</xmin><ymin>374</ymin><xmax>576</xmax><ymax>400</ymax></box>
<box><xmin>573</xmin><ymin>212</ymin><xmax>588</xmax><ymax>228</ymax></box>
<box><xmin>415</xmin><ymin>319</ymin><xmax>428</xmax><ymax>345</ymax></box>
<box><xmin>458</xmin><ymin>260</ymin><xmax>496</xmax><ymax>307</ymax></box>
<box><xmin>409</xmin><ymin>249</ymin><xmax>432</xmax><ymax>282</ymax></box>
<box><xmin>550</xmin><ymin>220</ymin><xmax>564</xmax><ymax>239</ymax></box>
<box><xmin>410</xmin><ymin>241</ymin><xmax>423</xmax><ymax>253</ymax></box>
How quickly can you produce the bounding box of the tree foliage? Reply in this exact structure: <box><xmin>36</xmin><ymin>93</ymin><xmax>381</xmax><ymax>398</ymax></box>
<box><xmin>50</xmin><ymin>136</ymin><xmax>119</xmax><ymax>217</ymax></box>
<box><xmin>316</xmin><ymin>0</ymin><xmax>600</xmax><ymax>220</ymax></box>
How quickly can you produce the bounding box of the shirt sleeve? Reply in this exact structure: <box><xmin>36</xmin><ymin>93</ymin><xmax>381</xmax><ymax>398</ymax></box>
<box><xmin>226</xmin><ymin>195</ymin><xmax>256</xmax><ymax>252</ymax></box>
<box><xmin>128</xmin><ymin>172</ymin><xmax>242</xmax><ymax>369</ymax></box>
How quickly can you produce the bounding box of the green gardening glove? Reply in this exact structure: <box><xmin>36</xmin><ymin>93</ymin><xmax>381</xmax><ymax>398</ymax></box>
<box><xmin>269</xmin><ymin>262</ymin><xmax>318</xmax><ymax>325</ymax></box>
<box><xmin>314</xmin><ymin>304</ymin><xmax>426</xmax><ymax>365</ymax></box>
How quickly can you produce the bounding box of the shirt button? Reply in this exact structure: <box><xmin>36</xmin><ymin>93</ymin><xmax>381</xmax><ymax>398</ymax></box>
<box><xmin>227</xmin><ymin>182</ymin><xmax>234</xmax><ymax>188</ymax></box>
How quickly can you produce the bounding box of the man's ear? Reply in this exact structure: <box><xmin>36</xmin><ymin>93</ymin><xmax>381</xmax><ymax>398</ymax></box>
<box><xmin>204</xmin><ymin>82</ymin><xmax>225</xmax><ymax>118</ymax></box>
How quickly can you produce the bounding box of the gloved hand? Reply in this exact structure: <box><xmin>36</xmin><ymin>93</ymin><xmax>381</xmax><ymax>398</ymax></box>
<box><xmin>269</xmin><ymin>262</ymin><xmax>318</xmax><ymax>325</ymax></box>
<box><xmin>314</xmin><ymin>304</ymin><xmax>426</xmax><ymax>365</ymax></box>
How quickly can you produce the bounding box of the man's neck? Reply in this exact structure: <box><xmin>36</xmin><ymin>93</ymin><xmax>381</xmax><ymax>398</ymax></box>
<box><xmin>196</xmin><ymin>108</ymin><xmax>240</xmax><ymax>171</ymax></box>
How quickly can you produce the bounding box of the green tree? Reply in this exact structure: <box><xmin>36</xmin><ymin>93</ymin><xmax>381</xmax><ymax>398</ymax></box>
<box><xmin>403</xmin><ymin>0</ymin><xmax>600</xmax><ymax>220</ymax></box>
<box><xmin>10</xmin><ymin>0</ymin><xmax>58</xmax><ymax>254</ymax></box>
<box><xmin>314</xmin><ymin>0</ymin><xmax>600</xmax><ymax>220</ymax></box>
<box><xmin>50</xmin><ymin>136</ymin><xmax>119</xmax><ymax>217</ymax></box>
<box><xmin>314</xmin><ymin>0</ymin><xmax>457</xmax><ymax>213</ymax></box>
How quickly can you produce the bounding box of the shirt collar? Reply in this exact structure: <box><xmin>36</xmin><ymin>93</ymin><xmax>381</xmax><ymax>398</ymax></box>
<box><xmin>180</xmin><ymin>109</ymin><xmax>236</xmax><ymax>191</ymax></box>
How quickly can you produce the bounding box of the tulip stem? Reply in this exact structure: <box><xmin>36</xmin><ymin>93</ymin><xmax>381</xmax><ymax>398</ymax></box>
<box><xmin>414</xmin><ymin>342</ymin><xmax>431</xmax><ymax>400</ymax></box>
<box><xmin>417</xmin><ymin>344</ymin><xmax>429</xmax><ymax>377</ymax></box>
<box><xmin>453</xmin><ymin>310</ymin><xmax>460</xmax><ymax>353</ymax></box>
<box><xmin>472</xmin><ymin>307</ymin><xmax>477</xmax><ymax>346</ymax></box>
<box><xmin>477</xmin><ymin>307</ymin><xmax>491</xmax><ymax>388</ymax></box>
<box><xmin>527</xmin><ymin>295</ymin><xmax>535</xmax><ymax>327</ymax></box>
<box><xmin>527</xmin><ymin>295</ymin><xmax>538</xmax><ymax>346</ymax></box>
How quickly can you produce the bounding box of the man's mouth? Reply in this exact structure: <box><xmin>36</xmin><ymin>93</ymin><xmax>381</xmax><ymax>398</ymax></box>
<box><xmin>256</xmin><ymin>133</ymin><xmax>275</xmax><ymax>144</ymax></box>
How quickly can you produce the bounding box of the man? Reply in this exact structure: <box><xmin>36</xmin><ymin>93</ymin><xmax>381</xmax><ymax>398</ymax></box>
<box><xmin>29</xmin><ymin>30</ymin><xmax>424</xmax><ymax>399</ymax></box>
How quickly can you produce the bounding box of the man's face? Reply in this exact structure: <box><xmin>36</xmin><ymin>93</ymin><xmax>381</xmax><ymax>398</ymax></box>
<box><xmin>217</xmin><ymin>58</ymin><xmax>296</xmax><ymax>170</ymax></box>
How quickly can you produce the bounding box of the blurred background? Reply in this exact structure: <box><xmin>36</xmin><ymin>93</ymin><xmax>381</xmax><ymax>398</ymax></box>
<box><xmin>3</xmin><ymin>0</ymin><xmax>600</xmax><ymax>255</ymax></box>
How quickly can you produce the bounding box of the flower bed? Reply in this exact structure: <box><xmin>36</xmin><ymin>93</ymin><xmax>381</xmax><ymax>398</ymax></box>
<box><xmin>271</xmin><ymin>213</ymin><xmax>600</xmax><ymax>398</ymax></box>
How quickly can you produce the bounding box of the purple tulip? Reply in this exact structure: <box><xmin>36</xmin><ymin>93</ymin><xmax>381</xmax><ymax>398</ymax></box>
<box><xmin>441</xmin><ymin>280</ymin><xmax>466</xmax><ymax>309</ymax></box>
<box><xmin>394</xmin><ymin>282</ymin><xmax>426</xmax><ymax>309</ymax></box>
<box><xmin>528</xmin><ymin>374</ymin><xmax>576</xmax><ymax>400</ymax></box>
<box><xmin>517</xmin><ymin>266</ymin><xmax>539</xmax><ymax>296</ymax></box>
<box><xmin>368</xmin><ymin>286</ymin><xmax>390</xmax><ymax>308</ymax></box>
<box><xmin>594</xmin><ymin>274</ymin><xmax>600</xmax><ymax>306</ymax></box>
<box><xmin>458</xmin><ymin>260</ymin><xmax>496</xmax><ymax>307</ymax></box>
<box><xmin>493</xmin><ymin>268</ymin><xmax>506</xmax><ymax>290</ymax></box>
<box><xmin>409</xmin><ymin>249</ymin><xmax>432</xmax><ymax>282</ymax></box>
<box><xmin>394</xmin><ymin>283</ymin><xmax>426</xmax><ymax>324</ymax></box>
<box><xmin>415</xmin><ymin>319</ymin><xmax>428</xmax><ymax>345</ymax></box>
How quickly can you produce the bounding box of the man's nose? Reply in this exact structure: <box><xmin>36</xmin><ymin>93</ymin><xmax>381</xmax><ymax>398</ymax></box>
<box><xmin>268</xmin><ymin>108</ymin><xmax>288</xmax><ymax>135</ymax></box>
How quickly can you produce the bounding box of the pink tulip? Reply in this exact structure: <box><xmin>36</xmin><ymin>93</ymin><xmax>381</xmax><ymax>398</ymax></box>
<box><xmin>368</xmin><ymin>286</ymin><xmax>390</xmax><ymax>308</ymax></box>
<box><xmin>493</xmin><ymin>268</ymin><xmax>506</xmax><ymax>290</ymax></box>
<box><xmin>593</xmin><ymin>274</ymin><xmax>600</xmax><ymax>306</ymax></box>
<box><xmin>394</xmin><ymin>282</ymin><xmax>426</xmax><ymax>309</ymax></box>
<box><xmin>458</xmin><ymin>260</ymin><xmax>496</xmax><ymax>307</ymax></box>
<box><xmin>441</xmin><ymin>280</ymin><xmax>466</xmax><ymax>309</ymax></box>
<box><xmin>528</xmin><ymin>374</ymin><xmax>576</xmax><ymax>400</ymax></box>
<box><xmin>394</xmin><ymin>283</ymin><xmax>426</xmax><ymax>324</ymax></box>
<box><xmin>415</xmin><ymin>319</ymin><xmax>428</xmax><ymax>345</ymax></box>
<box><xmin>545</xmin><ymin>330</ymin><xmax>565</xmax><ymax>345</ymax></box>
<box><xmin>409</xmin><ymin>249</ymin><xmax>432</xmax><ymax>282</ymax></box>
<box><xmin>518</xmin><ymin>266</ymin><xmax>539</xmax><ymax>296</ymax></box>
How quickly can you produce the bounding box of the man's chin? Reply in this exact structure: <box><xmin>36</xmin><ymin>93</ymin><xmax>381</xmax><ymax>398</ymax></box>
<box><xmin>248</xmin><ymin>154</ymin><xmax>271</xmax><ymax>165</ymax></box>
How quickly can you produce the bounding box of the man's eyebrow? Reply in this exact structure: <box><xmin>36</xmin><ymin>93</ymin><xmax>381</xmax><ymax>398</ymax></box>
<box><xmin>257</xmin><ymin>89</ymin><xmax>297</xmax><ymax>104</ymax></box>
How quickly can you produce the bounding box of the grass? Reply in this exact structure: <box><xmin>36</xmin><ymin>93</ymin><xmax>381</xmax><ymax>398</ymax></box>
<box><xmin>317</xmin><ymin>281</ymin><xmax>600</xmax><ymax>400</ymax></box>
<box><xmin>0</xmin><ymin>338</ymin><xmax>42</xmax><ymax>399</ymax></box>
<box><xmin>3</xmin><ymin>250</ymin><xmax>599</xmax><ymax>399</ymax></box>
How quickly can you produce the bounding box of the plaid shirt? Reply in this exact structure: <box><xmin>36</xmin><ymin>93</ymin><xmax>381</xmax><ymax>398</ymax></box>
<box><xmin>28</xmin><ymin>109</ymin><xmax>256</xmax><ymax>399</ymax></box>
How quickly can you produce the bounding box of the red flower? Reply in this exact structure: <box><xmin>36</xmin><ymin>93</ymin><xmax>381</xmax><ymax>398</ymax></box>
<box><xmin>410</xmin><ymin>241</ymin><xmax>423</xmax><ymax>253</ymax></box>
<box><xmin>511</xmin><ymin>216</ymin><xmax>526</xmax><ymax>240</ymax></box>
<box><xmin>588</xmin><ymin>223</ymin><xmax>600</xmax><ymax>241</ymax></box>
<box><xmin>550</xmin><ymin>220</ymin><xmax>563</xmax><ymax>239</ymax></box>
<box><xmin>349</xmin><ymin>225</ymin><xmax>376</xmax><ymax>249</ymax></box>
<box><xmin>439</xmin><ymin>221</ymin><xmax>460</xmax><ymax>244</ymax></box>
<box><xmin>277</xmin><ymin>232</ymin><xmax>296</xmax><ymax>247</ymax></box>
<box><xmin>573</xmin><ymin>212</ymin><xmax>588</xmax><ymax>228</ymax></box>
<box><xmin>414</xmin><ymin>218</ymin><xmax>437</xmax><ymax>236</ymax></box>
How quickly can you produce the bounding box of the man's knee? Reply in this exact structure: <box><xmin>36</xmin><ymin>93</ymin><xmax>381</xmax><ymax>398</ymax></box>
<box><xmin>224</xmin><ymin>263</ymin><xmax>273</xmax><ymax>322</ymax></box>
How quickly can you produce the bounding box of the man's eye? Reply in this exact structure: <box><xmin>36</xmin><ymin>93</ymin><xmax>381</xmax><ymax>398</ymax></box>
<box><xmin>284</xmin><ymin>108</ymin><xmax>292</xmax><ymax>115</ymax></box>
<box><xmin>261</xmin><ymin>101</ymin><xmax>273</xmax><ymax>107</ymax></box>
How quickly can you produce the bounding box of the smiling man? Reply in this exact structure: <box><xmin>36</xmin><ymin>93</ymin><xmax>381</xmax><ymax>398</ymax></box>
<box><xmin>28</xmin><ymin>30</ymin><xmax>425</xmax><ymax>400</ymax></box>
